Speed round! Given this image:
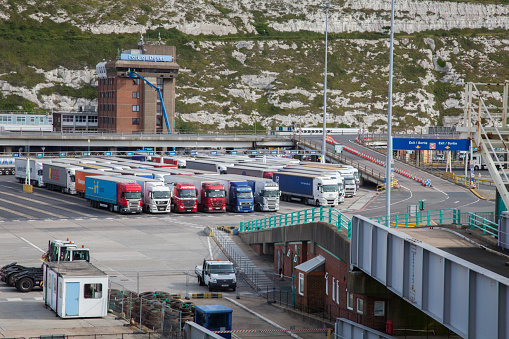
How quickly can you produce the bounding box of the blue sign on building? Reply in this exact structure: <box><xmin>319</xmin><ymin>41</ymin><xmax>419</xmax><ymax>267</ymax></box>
<box><xmin>393</xmin><ymin>138</ymin><xmax>469</xmax><ymax>151</ymax></box>
<box><xmin>120</xmin><ymin>54</ymin><xmax>173</xmax><ymax>62</ymax></box>
<box><xmin>60</xmin><ymin>152</ymin><xmax>67</xmax><ymax>157</ymax></box>
<box><xmin>36</xmin><ymin>153</ymin><xmax>43</xmax><ymax>158</ymax></box>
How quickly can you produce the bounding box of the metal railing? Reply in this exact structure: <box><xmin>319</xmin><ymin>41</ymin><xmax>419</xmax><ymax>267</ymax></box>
<box><xmin>370</xmin><ymin>208</ymin><xmax>461</xmax><ymax>227</ymax></box>
<box><xmin>467</xmin><ymin>212</ymin><xmax>499</xmax><ymax>237</ymax></box>
<box><xmin>239</xmin><ymin>206</ymin><xmax>352</xmax><ymax>238</ymax></box>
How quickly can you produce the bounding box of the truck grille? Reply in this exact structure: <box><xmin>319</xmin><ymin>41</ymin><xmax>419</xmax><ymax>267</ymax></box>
<box><xmin>129</xmin><ymin>200</ymin><xmax>141</xmax><ymax>209</ymax></box>
<box><xmin>216</xmin><ymin>279</ymin><xmax>232</xmax><ymax>284</ymax></box>
<box><xmin>182</xmin><ymin>200</ymin><xmax>195</xmax><ymax>207</ymax></box>
<box><xmin>158</xmin><ymin>201</ymin><xmax>168</xmax><ymax>205</ymax></box>
<box><xmin>240</xmin><ymin>202</ymin><xmax>250</xmax><ymax>206</ymax></box>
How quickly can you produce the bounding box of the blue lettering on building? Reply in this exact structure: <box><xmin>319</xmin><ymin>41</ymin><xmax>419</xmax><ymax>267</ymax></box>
<box><xmin>120</xmin><ymin>54</ymin><xmax>173</xmax><ymax>62</ymax></box>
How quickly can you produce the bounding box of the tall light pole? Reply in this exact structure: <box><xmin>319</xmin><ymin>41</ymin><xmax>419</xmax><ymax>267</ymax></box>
<box><xmin>385</xmin><ymin>0</ymin><xmax>396</xmax><ymax>226</ymax></box>
<box><xmin>320</xmin><ymin>2</ymin><xmax>334</xmax><ymax>164</ymax></box>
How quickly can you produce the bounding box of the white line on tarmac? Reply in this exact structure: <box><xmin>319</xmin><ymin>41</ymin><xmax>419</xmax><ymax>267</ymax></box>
<box><xmin>0</xmin><ymin>190</ymin><xmax>95</xmax><ymax>217</ymax></box>
<box><xmin>0</xmin><ymin>205</ymin><xmax>36</xmax><ymax>219</ymax></box>
<box><xmin>0</xmin><ymin>197</ymin><xmax>63</xmax><ymax>218</ymax></box>
<box><xmin>19</xmin><ymin>237</ymin><xmax>45</xmax><ymax>253</ymax></box>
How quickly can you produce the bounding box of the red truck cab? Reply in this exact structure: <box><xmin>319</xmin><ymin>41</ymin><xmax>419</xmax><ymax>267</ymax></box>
<box><xmin>118</xmin><ymin>182</ymin><xmax>143</xmax><ymax>213</ymax></box>
<box><xmin>171</xmin><ymin>183</ymin><xmax>198</xmax><ymax>213</ymax></box>
<box><xmin>201</xmin><ymin>182</ymin><xmax>226</xmax><ymax>212</ymax></box>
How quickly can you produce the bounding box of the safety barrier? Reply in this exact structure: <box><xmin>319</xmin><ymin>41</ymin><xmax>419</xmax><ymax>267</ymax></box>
<box><xmin>467</xmin><ymin>212</ymin><xmax>498</xmax><ymax>237</ymax></box>
<box><xmin>370</xmin><ymin>208</ymin><xmax>461</xmax><ymax>227</ymax></box>
<box><xmin>239</xmin><ymin>206</ymin><xmax>352</xmax><ymax>238</ymax></box>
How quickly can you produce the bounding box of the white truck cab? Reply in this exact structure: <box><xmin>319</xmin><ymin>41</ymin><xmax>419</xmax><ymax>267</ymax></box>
<box><xmin>195</xmin><ymin>259</ymin><xmax>236</xmax><ymax>292</ymax></box>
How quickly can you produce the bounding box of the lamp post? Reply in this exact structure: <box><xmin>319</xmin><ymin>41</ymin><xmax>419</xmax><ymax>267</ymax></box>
<box><xmin>320</xmin><ymin>2</ymin><xmax>334</xmax><ymax>164</ymax></box>
<box><xmin>385</xmin><ymin>0</ymin><xmax>396</xmax><ymax>226</ymax></box>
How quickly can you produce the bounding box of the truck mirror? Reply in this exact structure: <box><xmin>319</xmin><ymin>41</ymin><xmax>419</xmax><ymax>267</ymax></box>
<box><xmin>196</xmin><ymin>189</ymin><xmax>198</xmax><ymax>196</ymax></box>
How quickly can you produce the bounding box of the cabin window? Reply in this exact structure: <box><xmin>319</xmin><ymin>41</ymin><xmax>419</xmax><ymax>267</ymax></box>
<box><xmin>84</xmin><ymin>283</ymin><xmax>103</xmax><ymax>299</ymax></box>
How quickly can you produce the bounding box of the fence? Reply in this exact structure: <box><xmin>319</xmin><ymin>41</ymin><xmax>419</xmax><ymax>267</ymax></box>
<box><xmin>106</xmin><ymin>270</ymin><xmax>193</xmax><ymax>297</ymax></box>
<box><xmin>467</xmin><ymin>212</ymin><xmax>498</xmax><ymax>237</ymax></box>
<box><xmin>109</xmin><ymin>281</ymin><xmax>188</xmax><ymax>338</ymax></box>
<box><xmin>370</xmin><ymin>208</ymin><xmax>461</xmax><ymax>227</ymax></box>
<box><xmin>30</xmin><ymin>334</ymin><xmax>155</xmax><ymax>339</ymax></box>
<box><xmin>240</xmin><ymin>206</ymin><xmax>352</xmax><ymax>238</ymax></box>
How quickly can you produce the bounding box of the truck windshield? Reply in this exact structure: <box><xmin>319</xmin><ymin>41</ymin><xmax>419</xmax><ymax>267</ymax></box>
<box><xmin>179</xmin><ymin>189</ymin><xmax>197</xmax><ymax>197</ymax></box>
<box><xmin>322</xmin><ymin>185</ymin><xmax>338</xmax><ymax>192</ymax></box>
<box><xmin>237</xmin><ymin>191</ymin><xmax>253</xmax><ymax>199</ymax></box>
<box><xmin>153</xmin><ymin>191</ymin><xmax>171</xmax><ymax>199</ymax></box>
<box><xmin>262</xmin><ymin>190</ymin><xmax>279</xmax><ymax>197</ymax></box>
<box><xmin>210</xmin><ymin>265</ymin><xmax>235</xmax><ymax>274</ymax></box>
<box><xmin>125</xmin><ymin>192</ymin><xmax>142</xmax><ymax>199</ymax></box>
<box><xmin>207</xmin><ymin>189</ymin><xmax>226</xmax><ymax>198</ymax></box>
<box><xmin>345</xmin><ymin>179</ymin><xmax>356</xmax><ymax>185</ymax></box>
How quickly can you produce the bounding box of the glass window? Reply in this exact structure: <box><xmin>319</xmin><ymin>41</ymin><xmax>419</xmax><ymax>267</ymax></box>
<box><xmin>132</xmin><ymin>105</ymin><xmax>140</xmax><ymax>112</ymax></box>
<box><xmin>16</xmin><ymin>116</ymin><xmax>24</xmax><ymax>123</ymax></box>
<box><xmin>63</xmin><ymin>115</ymin><xmax>74</xmax><ymax>123</ymax></box>
<box><xmin>88</xmin><ymin>116</ymin><xmax>98</xmax><ymax>123</ymax></box>
<box><xmin>132</xmin><ymin>78</ymin><xmax>140</xmax><ymax>85</ymax></box>
<box><xmin>124</xmin><ymin>192</ymin><xmax>141</xmax><ymax>199</ymax></box>
<box><xmin>374</xmin><ymin>301</ymin><xmax>385</xmax><ymax>316</ymax></box>
<box><xmin>84</xmin><ymin>283</ymin><xmax>102</xmax><ymax>299</ymax></box>
<box><xmin>325</xmin><ymin>273</ymin><xmax>328</xmax><ymax>296</ymax></box>
<box><xmin>347</xmin><ymin>291</ymin><xmax>353</xmax><ymax>310</ymax></box>
<box><xmin>178</xmin><ymin>188</ymin><xmax>196</xmax><ymax>197</ymax></box>
<box><xmin>153</xmin><ymin>191</ymin><xmax>171</xmax><ymax>199</ymax></box>
<box><xmin>298</xmin><ymin>273</ymin><xmax>304</xmax><ymax>296</ymax></box>
<box><xmin>336</xmin><ymin>279</ymin><xmax>340</xmax><ymax>305</ymax></box>
<box><xmin>357</xmin><ymin>298</ymin><xmax>364</xmax><ymax>314</ymax></box>
<box><xmin>132</xmin><ymin>118</ymin><xmax>140</xmax><ymax>125</ymax></box>
<box><xmin>209</xmin><ymin>264</ymin><xmax>235</xmax><ymax>274</ymax></box>
<box><xmin>157</xmin><ymin>78</ymin><xmax>163</xmax><ymax>87</ymax></box>
<box><xmin>207</xmin><ymin>189</ymin><xmax>225</xmax><ymax>198</ymax></box>
<box><xmin>133</xmin><ymin>91</ymin><xmax>140</xmax><ymax>98</ymax></box>
<box><xmin>332</xmin><ymin>277</ymin><xmax>335</xmax><ymax>301</ymax></box>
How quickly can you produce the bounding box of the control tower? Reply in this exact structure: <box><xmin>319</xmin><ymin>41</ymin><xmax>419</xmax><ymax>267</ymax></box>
<box><xmin>96</xmin><ymin>41</ymin><xmax>179</xmax><ymax>134</ymax></box>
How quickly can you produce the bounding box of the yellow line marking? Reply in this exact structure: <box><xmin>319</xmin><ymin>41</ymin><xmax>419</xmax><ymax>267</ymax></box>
<box><xmin>0</xmin><ymin>205</ymin><xmax>37</xmax><ymax>219</ymax></box>
<box><xmin>1</xmin><ymin>190</ymin><xmax>95</xmax><ymax>217</ymax></box>
<box><xmin>0</xmin><ymin>197</ymin><xmax>63</xmax><ymax>218</ymax></box>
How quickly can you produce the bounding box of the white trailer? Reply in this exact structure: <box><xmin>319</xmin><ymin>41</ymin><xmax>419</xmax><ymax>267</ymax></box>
<box><xmin>43</xmin><ymin>261</ymin><xmax>108</xmax><ymax>319</ymax></box>
<box><xmin>15</xmin><ymin>158</ymin><xmax>51</xmax><ymax>187</ymax></box>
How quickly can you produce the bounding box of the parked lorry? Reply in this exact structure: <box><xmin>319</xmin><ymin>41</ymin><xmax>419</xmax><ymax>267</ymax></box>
<box><xmin>0</xmin><ymin>157</ymin><xmax>15</xmax><ymax>175</ymax></box>
<box><xmin>44</xmin><ymin>239</ymin><xmax>91</xmax><ymax>263</ymax></box>
<box><xmin>15</xmin><ymin>158</ymin><xmax>50</xmax><ymax>187</ymax></box>
<box><xmin>184</xmin><ymin>177</ymin><xmax>227</xmax><ymax>212</ymax></box>
<box><xmin>195</xmin><ymin>259</ymin><xmax>236</xmax><ymax>291</ymax></box>
<box><xmin>186</xmin><ymin>159</ymin><xmax>233</xmax><ymax>174</ymax></box>
<box><xmin>226</xmin><ymin>165</ymin><xmax>276</xmax><ymax>179</ymax></box>
<box><xmin>199</xmin><ymin>175</ymin><xmax>254</xmax><ymax>213</ymax></box>
<box><xmin>75</xmin><ymin>169</ymin><xmax>111</xmax><ymax>197</ymax></box>
<box><xmin>117</xmin><ymin>175</ymin><xmax>171</xmax><ymax>213</ymax></box>
<box><xmin>164</xmin><ymin>175</ymin><xmax>198</xmax><ymax>213</ymax></box>
<box><xmin>85</xmin><ymin>175</ymin><xmax>143</xmax><ymax>214</ymax></box>
<box><xmin>301</xmin><ymin>163</ymin><xmax>360</xmax><ymax>189</ymax></box>
<box><xmin>223</xmin><ymin>174</ymin><xmax>279</xmax><ymax>211</ymax></box>
<box><xmin>273</xmin><ymin>172</ymin><xmax>339</xmax><ymax>206</ymax></box>
<box><xmin>43</xmin><ymin>163</ymin><xmax>83</xmax><ymax>194</ymax></box>
<box><xmin>280</xmin><ymin>167</ymin><xmax>346</xmax><ymax>202</ymax></box>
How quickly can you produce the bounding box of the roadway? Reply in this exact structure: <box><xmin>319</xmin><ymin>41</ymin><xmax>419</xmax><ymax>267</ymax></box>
<box><xmin>311</xmin><ymin>134</ymin><xmax>495</xmax><ymax>219</ymax></box>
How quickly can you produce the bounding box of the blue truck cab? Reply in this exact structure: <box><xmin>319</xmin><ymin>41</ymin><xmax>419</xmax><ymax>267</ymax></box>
<box><xmin>229</xmin><ymin>182</ymin><xmax>254</xmax><ymax>213</ymax></box>
<box><xmin>194</xmin><ymin>305</ymin><xmax>233</xmax><ymax>339</ymax></box>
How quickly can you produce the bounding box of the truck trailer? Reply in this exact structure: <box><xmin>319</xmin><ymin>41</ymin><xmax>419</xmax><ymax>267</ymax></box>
<box><xmin>222</xmin><ymin>174</ymin><xmax>279</xmax><ymax>212</ymax></box>
<box><xmin>273</xmin><ymin>172</ymin><xmax>339</xmax><ymax>207</ymax></box>
<box><xmin>15</xmin><ymin>158</ymin><xmax>50</xmax><ymax>187</ymax></box>
<box><xmin>163</xmin><ymin>175</ymin><xmax>199</xmax><ymax>213</ymax></box>
<box><xmin>85</xmin><ymin>175</ymin><xmax>143</xmax><ymax>214</ymax></box>
<box><xmin>226</xmin><ymin>165</ymin><xmax>277</xmax><ymax>179</ymax></box>
<box><xmin>75</xmin><ymin>169</ymin><xmax>112</xmax><ymax>197</ymax></box>
<box><xmin>280</xmin><ymin>166</ymin><xmax>346</xmax><ymax>201</ymax></box>
<box><xmin>43</xmin><ymin>163</ymin><xmax>83</xmax><ymax>194</ymax></box>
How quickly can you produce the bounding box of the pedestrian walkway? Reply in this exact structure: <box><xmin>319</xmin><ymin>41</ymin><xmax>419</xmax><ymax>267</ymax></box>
<box><xmin>213</xmin><ymin>228</ymin><xmax>275</xmax><ymax>292</ymax></box>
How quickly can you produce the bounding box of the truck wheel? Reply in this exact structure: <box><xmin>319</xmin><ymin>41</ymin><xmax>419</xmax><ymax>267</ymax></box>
<box><xmin>109</xmin><ymin>204</ymin><xmax>114</xmax><ymax>212</ymax></box>
<box><xmin>232</xmin><ymin>286</ymin><xmax>236</xmax><ymax>292</ymax></box>
<box><xmin>316</xmin><ymin>199</ymin><xmax>320</xmax><ymax>206</ymax></box>
<box><xmin>16</xmin><ymin>277</ymin><xmax>34</xmax><ymax>292</ymax></box>
<box><xmin>208</xmin><ymin>284</ymin><xmax>213</xmax><ymax>292</ymax></box>
<box><xmin>198</xmin><ymin>277</ymin><xmax>205</xmax><ymax>286</ymax></box>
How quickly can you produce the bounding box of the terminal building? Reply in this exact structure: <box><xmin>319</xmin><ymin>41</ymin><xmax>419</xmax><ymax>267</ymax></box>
<box><xmin>96</xmin><ymin>42</ymin><xmax>179</xmax><ymax>134</ymax></box>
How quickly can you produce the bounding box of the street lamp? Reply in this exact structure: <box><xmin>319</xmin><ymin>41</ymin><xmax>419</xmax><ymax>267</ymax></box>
<box><xmin>385</xmin><ymin>0</ymin><xmax>396</xmax><ymax>226</ymax></box>
<box><xmin>320</xmin><ymin>2</ymin><xmax>334</xmax><ymax>164</ymax></box>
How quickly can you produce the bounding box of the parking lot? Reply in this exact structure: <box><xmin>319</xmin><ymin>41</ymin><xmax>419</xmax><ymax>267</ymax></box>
<box><xmin>0</xmin><ymin>175</ymin><xmax>374</xmax><ymax>337</ymax></box>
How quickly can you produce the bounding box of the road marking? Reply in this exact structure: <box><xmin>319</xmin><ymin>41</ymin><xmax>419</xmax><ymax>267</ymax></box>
<box><xmin>0</xmin><ymin>197</ymin><xmax>64</xmax><ymax>218</ymax></box>
<box><xmin>6</xmin><ymin>298</ymin><xmax>22</xmax><ymax>302</ymax></box>
<box><xmin>0</xmin><ymin>205</ymin><xmax>37</xmax><ymax>219</ymax></box>
<box><xmin>20</xmin><ymin>237</ymin><xmax>45</xmax><ymax>253</ymax></box>
<box><xmin>0</xmin><ymin>191</ymin><xmax>95</xmax><ymax>217</ymax></box>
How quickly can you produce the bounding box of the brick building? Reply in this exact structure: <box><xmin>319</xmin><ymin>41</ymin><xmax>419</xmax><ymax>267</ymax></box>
<box><xmin>96</xmin><ymin>43</ymin><xmax>179</xmax><ymax>134</ymax></box>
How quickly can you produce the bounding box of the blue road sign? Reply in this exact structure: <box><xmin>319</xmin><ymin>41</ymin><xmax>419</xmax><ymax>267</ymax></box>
<box><xmin>251</xmin><ymin>151</ymin><xmax>258</xmax><ymax>155</ymax></box>
<box><xmin>291</xmin><ymin>150</ymin><xmax>297</xmax><ymax>155</ymax></box>
<box><xmin>191</xmin><ymin>152</ymin><xmax>197</xmax><ymax>155</ymax></box>
<box><xmin>82</xmin><ymin>152</ymin><xmax>90</xmax><ymax>156</ymax></box>
<box><xmin>148</xmin><ymin>152</ymin><xmax>154</xmax><ymax>156</ymax></box>
<box><xmin>126</xmin><ymin>152</ymin><xmax>133</xmax><ymax>156</ymax></box>
<box><xmin>271</xmin><ymin>151</ymin><xmax>278</xmax><ymax>155</ymax></box>
<box><xmin>36</xmin><ymin>153</ymin><xmax>43</xmax><ymax>158</ymax></box>
<box><xmin>211</xmin><ymin>151</ymin><xmax>217</xmax><ymax>155</ymax></box>
<box><xmin>13</xmin><ymin>153</ymin><xmax>19</xmax><ymax>157</ymax></box>
<box><xmin>393</xmin><ymin>138</ymin><xmax>469</xmax><ymax>151</ymax></box>
<box><xmin>104</xmin><ymin>152</ymin><xmax>111</xmax><ymax>156</ymax></box>
<box><xmin>231</xmin><ymin>151</ymin><xmax>237</xmax><ymax>155</ymax></box>
<box><xmin>60</xmin><ymin>152</ymin><xmax>67</xmax><ymax>157</ymax></box>
<box><xmin>310</xmin><ymin>151</ymin><xmax>317</xmax><ymax>154</ymax></box>
<box><xmin>169</xmin><ymin>152</ymin><xmax>176</xmax><ymax>156</ymax></box>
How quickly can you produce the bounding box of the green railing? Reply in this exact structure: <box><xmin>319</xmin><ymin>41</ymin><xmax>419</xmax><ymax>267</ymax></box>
<box><xmin>239</xmin><ymin>207</ymin><xmax>352</xmax><ymax>238</ymax></box>
<box><xmin>467</xmin><ymin>212</ymin><xmax>498</xmax><ymax>237</ymax></box>
<box><xmin>370</xmin><ymin>208</ymin><xmax>462</xmax><ymax>227</ymax></box>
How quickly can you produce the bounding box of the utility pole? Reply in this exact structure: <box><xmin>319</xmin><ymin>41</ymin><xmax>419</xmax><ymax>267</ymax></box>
<box><xmin>385</xmin><ymin>0</ymin><xmax>395</xmax><ymax>227</ymax></box>
<box><xmin>320</xmin><ymin>2</ymin><xmax>334</xmax><ymax>164</ymax></box>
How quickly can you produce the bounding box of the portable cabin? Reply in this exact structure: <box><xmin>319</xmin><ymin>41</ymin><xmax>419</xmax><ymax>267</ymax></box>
<box><xmin>43</xmin><ymin>261</ymin><xmax>108</xmax><ymax>318</ymax></box>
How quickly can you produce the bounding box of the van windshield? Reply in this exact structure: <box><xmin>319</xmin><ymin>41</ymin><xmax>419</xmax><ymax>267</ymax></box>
<box><xmin>210</xmin><ymin>265</ymin><xmax>235</xmax><ymax>274</ymax></box>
